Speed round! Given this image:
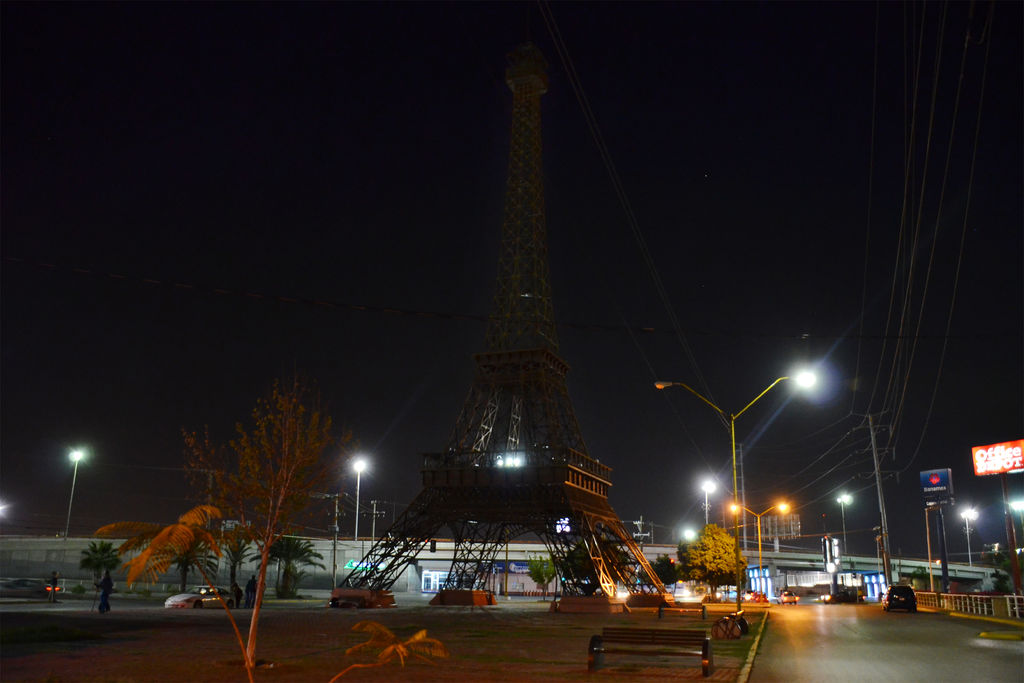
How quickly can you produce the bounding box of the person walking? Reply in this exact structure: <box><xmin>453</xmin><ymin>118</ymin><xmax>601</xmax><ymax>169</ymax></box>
<box><xmin>96</xmin><ymin>570</ymin><xmax>114</xmax><ymax>613</ymax></box>
<box><xmin>231</xmin><ymin>581</ymin><xmax>243</xmax><ymax>609</ymax></box>
<box><xmin>244</xmin><ymin>575</ymin><xmax>256</xmax><ymax>608</ymax></box>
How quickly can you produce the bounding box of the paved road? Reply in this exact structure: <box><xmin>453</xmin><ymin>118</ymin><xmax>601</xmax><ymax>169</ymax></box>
<box><xmin>750</xmin><ymin>603</ymin><xmax>1023</xmax><ymax>682</ymax></box>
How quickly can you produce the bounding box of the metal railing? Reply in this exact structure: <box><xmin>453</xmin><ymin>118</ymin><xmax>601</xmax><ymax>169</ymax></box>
<box><xmin>942</xmin><ymin>593</ymin><xmax>994</xmax><ymax>616</ymax></box>
<box><xmin>915</xmin><ymin>591</ymin><xmax>1023</xmax><ymax>619</ymax></box>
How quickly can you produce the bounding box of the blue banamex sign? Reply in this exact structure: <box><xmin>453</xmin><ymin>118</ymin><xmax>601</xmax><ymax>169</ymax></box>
<box><xmin>920</xmin><ymin>468</ymin><xmax>954</xmax><ymax>505</ymax></box>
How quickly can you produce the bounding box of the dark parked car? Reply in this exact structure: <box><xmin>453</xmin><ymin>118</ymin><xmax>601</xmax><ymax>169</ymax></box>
<box><xmin>882</xmin><ymin>585</ymin><xmax>917</xmax><ymax>612</ymax></box>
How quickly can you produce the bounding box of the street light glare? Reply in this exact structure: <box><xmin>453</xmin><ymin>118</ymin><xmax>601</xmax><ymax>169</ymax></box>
<box><xmin>837</xmin><ymin>493</ymin><xmax>852</xmax><ymax>504</ymax></box>
<box><xmin>794</xmin><ymin>370</ymin><xmax>816</xmax><ymax>388</ymax></box>
<box><xmin>69</xmin><ymin>449</ymin><xmax>85</xmax><ymax>462</ymax></box>
<box><xmin>778</xmin><ymin>502</ymin><xmax>790</xmax><ymax>513</ymax></box>
<box><xmin>654</xmin><ymin>381</ymin><xmax>671</xmax><ymax>390</ymax></box>
<box><xmin>701</xmin><ymin>480</ymin><xmax>716</xmax><ymax>494</ymax></box>
<box><xmin>961</xmin><ymin>508</ymin><xmax>978</xmax><ymax>521</ymax></box>
<box><xmin>353</xmin><ymin>458</ymin><xmax>367</xmax><ymax>473</ymax></box>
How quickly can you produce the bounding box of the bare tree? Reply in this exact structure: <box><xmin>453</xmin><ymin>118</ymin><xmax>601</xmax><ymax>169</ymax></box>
<box><xmin>184</xmin><ymin>375</ymin><xmax>339</xmax><ymax>672</ymax></box>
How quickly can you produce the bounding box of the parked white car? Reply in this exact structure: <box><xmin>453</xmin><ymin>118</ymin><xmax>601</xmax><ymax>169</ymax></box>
<box><xmin>164</xmin><ymin>585</ymin><xmax>235</xmax><ymax>609</ymax></box>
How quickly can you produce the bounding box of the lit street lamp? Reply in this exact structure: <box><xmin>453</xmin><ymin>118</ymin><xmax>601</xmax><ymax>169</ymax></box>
<box><xmin>656</xmin><ymin>370</ymin><xmax>816</xmax><ymax>612</ymax></box>
<box><xmin>682</xmin><ymin>527</ymin><xmax>697</xmax><ymax>542</ymax></box>
<box><xmin>700</xmin><ymin>480</ymin><xmax>717</xmax><ymax>526</ymax></box>
<box><xmin>353</xmin><ymin>458</ymin><xmax>367</xmax><ymax>556</ymax></box>
<box><xmin>732</xmin><ymin>502</ymin><xmax>790</xmax><ymax>593</ymax></box>
<box><xmin>961</xmin><ymin>507</ymin><xmax>978</xmax><ymax>567</ymax></box>
<box><xmin>837</xmin><ymin>493</ymin><xmax>852</xmax><ymax>569</ymax></box>
<box><xmin>64</xmin><ymin>449</ymin><xmax>85</xmax><ymax>539</ymax></box>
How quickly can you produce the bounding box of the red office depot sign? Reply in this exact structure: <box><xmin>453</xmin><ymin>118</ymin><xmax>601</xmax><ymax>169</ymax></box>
<box><xmin>972</xmin><ymin>439</ymin><xmax>1024</xmax><ymax>476</ymax></box>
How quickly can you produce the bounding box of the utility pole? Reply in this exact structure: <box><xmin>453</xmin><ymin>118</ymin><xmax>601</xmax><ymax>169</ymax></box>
<box><xmin>868</xmin><ymin>414</ymin><xmax>893</xmax><ymax>584</ymax></box>
<box><xmin>632</xmin><ymin>517</ymin><xmax>650</xmax><ymax>553</ymax></box>
<box><xmin>739</xmin><ymin>444</ymin><xmax>748</xmax><ymax>551</ymax></box>
<box><xmin>311</xmin><ymin>492</ymin><xmax>341</xmax><ymax>587</ymax></box>
<box><xmin>371</xmin><ymin>500</ymin><xmax>379</xmax><ymax>544</ymax></box>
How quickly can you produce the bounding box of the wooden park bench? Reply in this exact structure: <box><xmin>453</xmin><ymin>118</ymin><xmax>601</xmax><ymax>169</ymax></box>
<box><xmin>587</xmin><ymin>627</ymin><xmax>712</xmax><ymax>676</ymax></box>
<box><xmin>658</xmin><ymin>602</ymin><xmax>708</xmax><ymax>620</ymax></box>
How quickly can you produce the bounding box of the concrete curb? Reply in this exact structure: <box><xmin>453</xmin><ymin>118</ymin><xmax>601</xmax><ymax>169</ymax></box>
<box><xmin>948</xmin><ymin>611</ymin><xmax>1024</xmax><ymax>629</ymax></box>
<box><xmin>737</xmin><ymin>609</ymin><xmax>769</xmax><ymax>683</ymax></box>
<box><xmin>978</xmin><ymin>631</ymin><xmax>1024</xmax><ymax>641</ymax></box>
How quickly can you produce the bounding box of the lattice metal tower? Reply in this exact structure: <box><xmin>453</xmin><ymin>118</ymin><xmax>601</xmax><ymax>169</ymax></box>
<box><xmin>341</xmin><ymin>44</ymin><xmax>669</xmax><ymax>600</ymax></box>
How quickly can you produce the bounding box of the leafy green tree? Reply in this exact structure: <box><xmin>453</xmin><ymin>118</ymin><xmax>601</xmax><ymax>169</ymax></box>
<box><xmin>79</xmin><ymin>540</ymin><xmax>120</xmax><ymax>582</ymax></box>
<box><xmin>686</xmin><ymin>524</ymin><xmax>746</xmax><ymax>597</ymax></box>
<box><xmin>908</xmin><ymin>567</ymin><xmax>929</xmax><ymax>590</ymax></box>
<box><xmin>561</xmin><ymin>541</ymin><xmax>600</xmax><ymax>596</ymax></box>
<box><xmin>269</xmin><ymin>536</ymin><xmax>325</xmax><ymax>598</ymax></box>
<box><xmin>675</xmin><ymin>541</ymin><xmax>693</xmax><ymax>578</ymax></box>
<box><xmin>981</xmin><ymin>549</ymin><xmax>1013</xmax><ymax>593</ymax></box>
<box><xmin>652</xmin><ymin>554</ymin><xmax>680</xmax><ymax>586</ymax></box>
<box><xmin>527</xmin><ymin>556</ymin><xmax>558</xmax><ymax>599</ymax></box>
<box><xmin>184</xmin><ymin>375</ymin><xmax>340</xmax><ymax>671</ymax></box>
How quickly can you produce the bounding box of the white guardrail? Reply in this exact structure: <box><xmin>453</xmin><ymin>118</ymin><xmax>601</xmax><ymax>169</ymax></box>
<box><xmin>915</xmin><ymin>591</ymin><xmax>1024</xmax><ymax>619</ymax></box>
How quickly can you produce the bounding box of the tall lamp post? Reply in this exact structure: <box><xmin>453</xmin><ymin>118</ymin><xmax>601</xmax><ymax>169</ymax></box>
<box><xmin>836</xmin><ymin>493</ymin><xmax>852</xmax><ymax>569</ymax></box>
<box><xmin>353</xmin><ymin>458</ymin><xmax>367</xmax><ymax>557</ymax></box>
<box><xmin>63</xmin><ymin>449</ymin><xmax>85</xmax><ymax>539</ymax></box>
<box><xmin>731</xmin><ymin>502</ymin><xmax>789</xmax><ymax>594</ymax></box>
<box><xmin>961</xmin><ymin>507</ymin><xmax>978</xmax><ymax>567</ymax></box>
<box><xmin>656</xmin><ymin>371</ymin><xmax>816</xmax><ymax>613</ymax></box>
<box><xmin>700</xmin><ymin>480</ymin><xmax>717</xmax><ymax>526</ymax></box>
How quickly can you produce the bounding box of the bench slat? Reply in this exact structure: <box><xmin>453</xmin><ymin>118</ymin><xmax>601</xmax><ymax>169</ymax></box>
<box><xmin>587</xmin><ymin>628</ymin><xmax>713</xmax><ymax>677</ymax></box>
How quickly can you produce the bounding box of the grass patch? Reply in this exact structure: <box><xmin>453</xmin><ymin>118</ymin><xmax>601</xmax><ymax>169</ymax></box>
<box><xmin>2</xmin><ymin>625</ymin><xmax>104</xmax><ymax>645</ymax></box>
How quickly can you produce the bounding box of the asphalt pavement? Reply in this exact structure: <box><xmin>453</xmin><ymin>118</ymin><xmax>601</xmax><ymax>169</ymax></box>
<box><xmin>748</xmin><ymin>602</ymin><xmax>1024</xmax><ymax>682</ymax></box>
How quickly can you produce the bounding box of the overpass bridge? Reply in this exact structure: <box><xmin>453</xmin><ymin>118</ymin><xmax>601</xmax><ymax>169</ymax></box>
<box><xmin>0</xmin><ymin>536</ymin><xmax>997</xmax><ymax>599</ymax></box>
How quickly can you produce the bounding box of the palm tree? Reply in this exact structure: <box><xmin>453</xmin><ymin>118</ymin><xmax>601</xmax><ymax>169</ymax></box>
<box><xmin>268</xmin><ymin>536</ymin><xmax>324</xmax><ymax>598</ymax></box>
<box><xmin>79</xmin><ymin>540</ymin><xmax>120</xmax><ymax>582</ymax></box>
<box><xmin>330</xmin><ymin>621</ymin><xmax>449</xmax><ymax>681</ymax></box>
<box><xmin>222</xmin><ymin>526</ymin><xmax>254</xmax><ymax>588</ymax></box>
<box><xmin>96</xmin><ymin>505</ymin><xmax>255</xmax><ymax>683</ymax></box>
<box><xmin>171</xmin><ymin>538</ymin><xmax>220</xmax><ymax>593</ymax></box>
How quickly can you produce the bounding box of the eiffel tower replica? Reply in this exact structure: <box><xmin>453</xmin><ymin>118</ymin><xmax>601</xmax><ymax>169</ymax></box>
<box><xmin>340</xmin><ymin>43</ymin><xmax>670</xmax><ymax>604</ymax></box>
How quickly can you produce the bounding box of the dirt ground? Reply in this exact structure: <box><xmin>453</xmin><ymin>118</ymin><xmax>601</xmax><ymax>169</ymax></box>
<box><xmin>0</xmin><ymin>599</ymin><xmax>759</xmax><ymax>682</ymax></box>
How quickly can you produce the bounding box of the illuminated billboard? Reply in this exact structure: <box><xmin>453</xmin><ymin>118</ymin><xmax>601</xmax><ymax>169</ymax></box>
<box><xmin>972</xmin><ymin>439</ymin><xmax>1024</xmax><ymax>476</ymax></box>
<box><xmin>920</xmin><ymin>468</ymin><xmax>954</xmax><ymax>505</ymax></box>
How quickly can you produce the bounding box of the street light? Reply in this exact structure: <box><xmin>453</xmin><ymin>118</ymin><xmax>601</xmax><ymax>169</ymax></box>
<box><xmin>700</xmin><ymin>480</ymin><xmax>717</xmax><ymax>525</ymax></box>
<box><xmin>657</xmin><ymin>371</ymin><xmax>815</xmax><ymax>612</ymax></box>
<box><xmin>64</xmin><ymin>449</ymin><xmax>85</xmax><ymax>539</ymax></box>
<box><xmin>353</xmin><ymin>458</ymin><xmax>367</xmax><ymax>556</ymax></box>
<box><xmin>837</xmin><ymin>493</ymin><xmax>852</xmax><ymax>568</ymax></box>
<box><xmin>732</xmin><ymin>502</ymin><xmax>790</xmax><ymax>594</ymax></box>
<box><xmin>961</xmin><ymin>508</ymin><xmax>979</xmax><ymax>567</ymax></box>
<box><xmin>682</xmin><ymin>527</ymin><xmax>697</xmax><ymax>542</ymax></box>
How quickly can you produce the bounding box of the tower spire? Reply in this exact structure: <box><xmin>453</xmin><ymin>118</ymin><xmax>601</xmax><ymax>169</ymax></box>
<box><xmin>487</xmin><ymin>43</ymin><xmax>557</xmax><ymax>353</ymax></box>
<box><xmin>340</xmin><ymin>44</ymin><xmax>669</xmax><ymax>604</ymax></box>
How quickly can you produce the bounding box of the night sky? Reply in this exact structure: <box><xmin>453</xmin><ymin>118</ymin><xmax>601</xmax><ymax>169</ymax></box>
<box><xmin>2</xmin><ymin>2</ymin><xmax>1021</xmax><ymax>564</ymax></box>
